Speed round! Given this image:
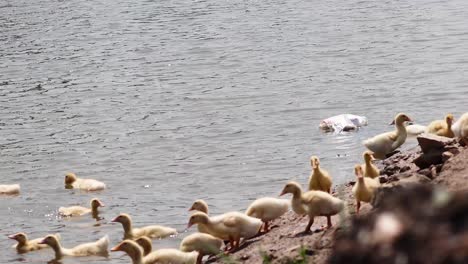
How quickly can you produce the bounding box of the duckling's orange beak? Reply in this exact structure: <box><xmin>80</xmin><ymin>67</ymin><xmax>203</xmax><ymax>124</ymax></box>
<box><xmin>111</xmin><ymin>216</ymin><xmax>119</xmax><ymax>223</ymax></box>
<box><xmin>110</xmin><ymin>245</ymin><xmax>121</xmax><ymax>252</ymax></box>
<box><xmin>38</xmin><ymin>239</ymin><xmax>46</xmax><ymax>245</ymax></box>
<box><xmin>279</xmin><ymin>189</ymin><xmax>286</xmax><ymax>196</ymax></box>
<box><xmin>7</xmin><ymin>234</ymin><xmax>17</xmax><ymax>239</ymax></box>
<box><xmin>187</xmin><ymin>222</ymin><xmax>193</xmax><ymax>229</ymax></box>
<box><xmin>188</xmin><ymin>205</ymin><xmax>194</xmax><ymax>211</ymax></box>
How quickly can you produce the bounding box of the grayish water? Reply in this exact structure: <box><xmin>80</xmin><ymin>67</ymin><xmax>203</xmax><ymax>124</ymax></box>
<box><xmin>1</xmin><ymin>0</ymin><xmax>468</xmax><ymax>262</ymax></box>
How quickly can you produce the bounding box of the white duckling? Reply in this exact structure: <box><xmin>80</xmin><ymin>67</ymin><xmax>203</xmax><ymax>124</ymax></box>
<box><xmin>308</xmin><ymin>156</ymin><xmax>332</xmax><ymax>193</ymax></box>
<box><xmin>280</xmin><ymin>181</ymin><xmax>344</xmax><ymax>233</ymax></box>
<box><xmin>0</xmin><ymin>184</ymin><xmax>20</xmax><ymax>195</ymax></box>
<box><xmin>8</xmin><ymin>232</ymin><xmax>50</xmax><ymax>253</ymax></box>
<box><xmin>361</xmin><ymin>151</ymin><xmax>380</xmax><ymax>179</ymax></box>
<box><xmin>111</xmin><ymin>239</ymin><xmax>197</xmax><ymax>264</ymax></box>
<box><xmin>245</xmin><ymin>197</ymin><xmax>290</xmax><ymax>232</ymax></box>
<box><xmin>363</xmin><ymin>113</ymin><xmax>412</xmax><ymax>159</ymax></box>
<box><xmin>187</xmin><ymin>211</ymin><xmax>262</xmax><ymax>251</ymax></box>
<box><xmin>352</xmin><ymin>165</ymin><xmax>380</xmax><ymax>214</ymax></box>
<box><xmin>451</xmin><ymin>112</ymin><xmax>468</xmax><ymax>142</ymax></box>
<box><xmin>59</xmin><ymin>198</ymin><xmax>104</xmax><ymax>219</ymax></box>
<box><xmin>111</xmin><ymin>213</ymin><xmax>177</xmax><ymax>240</ymax></box>
<box><xmin>405</xmin><ymin>123</ymin><xmax>427</xmax><ymax>138</ymax></box>
<box><xmin>39</xmin><ymin>234</ymin><xmax>109</xmax><ymax>260</ymax></box>
<box><xmin>180</xmin><ymin>233</ymin><xmax>223</xmax><ymax>264</ymax></box>
<box><xmin>64</xmin><ymin>172</ymin><xmax>106</xmax><ymax>191</ymax></box>
<box><xmin>427</xmin><ymin>114</ymin><xmax>455</xmax><ymax>138</ymax></box>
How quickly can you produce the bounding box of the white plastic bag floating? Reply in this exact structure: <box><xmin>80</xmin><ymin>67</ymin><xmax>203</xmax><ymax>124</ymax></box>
<box><xmin>319</xmin><ymin>114</ymin><xmax>368</xmax><ymax>132</ymax></box>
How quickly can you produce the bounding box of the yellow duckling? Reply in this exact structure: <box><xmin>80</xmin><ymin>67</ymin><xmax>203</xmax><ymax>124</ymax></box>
<box><xmin>189</xmin><ymin>199</ymin><xmax>209</xmax><ymax>214</ymax></box>
<box><xmin>352</xmin><ymin>165</ymin><xmax>380</xmax><ymax>214</ymax></box>
<box><xmin>59</xmin><ymin>198</ymin><xmax>104</xmax><ymax>219</ymax></box>
<box><xmin>111</xmin><ymin>239</ymin><xmax>197</xmax><ymax>264</ymax></box>
<box><xmin>189</xmin><ymin>199</ymin><xmax>214</xmax><ymax>235</ymax></box>
<box><xmin>64</xmin><ymin>172</ymin><xmax>106</xmax><ymax>191</ymax></box>
<box><xmin>280</xmin><ymin>181</ymin><xmax>344</xmax><ymax>233</ymax></box>
<box><xmin>308</xmin><ymin>156</ymin><xmax>333</xmax><ymax>193</ymax></box>
<box><xmin>111</xmin><ymin>213</ymin><xmax>177</xmax><ymax>240</ymax></box>
<box><xmin>180</xmin><ymin>233</ymin><xmax>223</xmax><ymax>264</ymax></box>
<box><xmin>452</xmin><ymin>112</ymin><xmax>468</xmax><ymax>142</ymax></box>
<box><xmin>363</xmin><ymin>113</ymin><xmax>412</xmax><ymax>159</ymax></box>
<box><xmin>8</xmin><ymin>232</ymin><xmax>50</xmax><ymax>253</ymax></box>
<box><xmin>135</xmin><ymin>236</ymin><xmax>153</xmax><ymax>256</ymax></box>
<box><xmin>361</xmin><ymin>151</ymin><xmax>379</xmax><ymax>178</ymax></box>
<box><xmin>39</xmin><ymin>234</ymin><xmax>109</xmax><ymax>260</ymax></box>
<box><xmin>245</xmin><ymin>197</ymin><xmax>290</xmax><ymax>232</ymax></box>
<box><xmin>427</xmin><ymin>114</ymin><xmax>455</xmax><ymax>138</ymax></box>
<box><xmin>0</xmin><ymin>184</ymin><xmax>20</xmax><ymax>195</ymax></box>
<box><xmin>187</xmin><ymin>211</ymin><xmax>262</xmax><ymax>251</ymax></box>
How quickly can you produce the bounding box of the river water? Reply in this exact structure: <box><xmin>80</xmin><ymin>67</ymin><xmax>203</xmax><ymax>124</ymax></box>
<box><xmin>1</xmin><ymin>0</ymin><xmax>468</xmax><ymax>262</ymax></box>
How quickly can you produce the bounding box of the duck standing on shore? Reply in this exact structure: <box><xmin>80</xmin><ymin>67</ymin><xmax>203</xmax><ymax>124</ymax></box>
<box><xmin>352</xmin><ymin>165</ymin><xmax>380</xmax><ymax>214</ymax></box>
<box><xmin>308</xmin><ymin>156</ymin><xmax>332</xmax><ymax>193</ymax></box>
<box><xmin>452</xmin><ymin>112</ymin><xmax>468</xmax><ymax>143</ymax></box>
<box><xmin>280</xmin><ymin>181</ymin><xmax>344</xmax><ymax>233</ymax></box>
<box><xmin>180</xmin><ymin>233</ymin><xmax>223</xmax><ymax>264</ymax></box>
<box><xmin>245</xmin><ymin>197</ymin><xmax>290</xmax><ymax>232</ymax></box>
<box><xmin>361</xmin><ymin>151</ymin><xmax>380</xmax><ymax>178</ymax></box>
<box><xmin>363</xmin><ymin>113</ymin><xmax>412</xmax><ymax>159</ymax></box>
<box><xmin>427</xmin><ymin>114</ymin><xmax>455</xmax><ymax>138</ymax></box>
<box><xmin>187</xmin><ymin>211</ymin><xmax>262</xmax><ymax>251</ymax></box>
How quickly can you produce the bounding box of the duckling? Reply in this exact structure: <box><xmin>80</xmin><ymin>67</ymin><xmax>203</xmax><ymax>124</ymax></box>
<box><xmin>180</xmin><ymin>233</ymin><xmax>223</xmax><ymax>264</ymax></box>
<box><xmin>451</xmin><ymin>112</ymin><xmax>468</xmax><ymax>142</ymax></box>
<box><xmin>280</xmin><ymin>181</ymin><xmax>344</xmax><ymax>233</ymax></box>
<box><xmin>0</xmin><ymin>184</ymin><xmax>20</xmax><ymax>195</ymax></box>
<box><xmin>39</xmin><ymin>234</ymin><xmax>109</xmax><ymax>260</ymax></box>
<box><xmin>59</xmin><ymin>198</ymin><xmax>104</xmax><ymax>219</ymax></box>
<box><xmin>189</xmin><ymin>199</ymin><xmax>213</xmax><ymax>235</ymax></box>
<box><xmin>406</xmin><ymin>123</ymin><xmax>427</xmax><ymax>138</ymax></box>
<box><xmin>245</xmin><ymin>197</ymin><xmax>290</xmax><ymax>232</ymax></box>
<box><xmin>363</xmin><ymin>113</ymin><xmax>412</xmax><ymax>159</ymax></box>
<box><xmin>352</xmin><ymin>165</ymin><xmax>380</xmax><ymax>214</ymax></box>
<box><xmin>111</xmin><ymin>239</ymin><xmax>197</xmax><ymax>264</ymax></box>
<box><xmin>135</xmin><ymin>236</ymin><xmax>154</xmax><ymax>256</ymax></box>
<box><xmin>308</xmin><ymin>156</ymin><xmax>332</xmax><ymax>193</ymax></box>
<box><xmin>361</xmin><ymin>151</ymin><xmax>380</xmax><ymax>179</ymax></box>
<box><xmin>111</xmin><ymin>213</ymin><xmax>177</xmax><ymax>240</ymax></box>
<box><xmin>64</xmin><ymin>172</ymin><xmax>106</xmax><ymax>191</ymax></box>
<box><xmin>427</xmin><ymin>114</ymin><xmax>455</xmax><ymax>138</ymax></box>
<box><xmin>189</xmin><ymin>199</ymin><xmax>209</xmax><ymax>214</ymax></box>
<box><xmin>187</xmin><ymin>211</ymin><xmax>262</xmax><ymax>251</ymax></box>
<box><xmin>8</xmin><ymin>232</ymin><xmax>50</xmax><ymax>253</ymax></box>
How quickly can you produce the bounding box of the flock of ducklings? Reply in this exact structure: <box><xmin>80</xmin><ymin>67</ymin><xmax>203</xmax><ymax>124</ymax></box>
<box><xmin>1</xmin><ymin>112</ymin><xmax>468</xmax><ymax>264</ymax></box>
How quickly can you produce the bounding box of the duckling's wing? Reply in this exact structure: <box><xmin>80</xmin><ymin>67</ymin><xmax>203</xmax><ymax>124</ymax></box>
<box><xmin>222</xmin><ymin>215</ymin><xmax>239</xmax><ymax>228</ymax></box>
<box><xmin>363</xmin><ymin>131</ymin><xmax>395</xmax><ymax>155</ymax></box>
<box><xmin>427</xmin><ymin>120</ymin><xmax>444</xmax><ymax>133</ymax></box>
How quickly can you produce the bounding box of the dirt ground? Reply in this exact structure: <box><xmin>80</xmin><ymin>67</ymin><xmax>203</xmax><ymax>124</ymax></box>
<box><xmin>211</xmin><ymin>135</ymin><xmax>468</xmax><ymax>263</ymax></box>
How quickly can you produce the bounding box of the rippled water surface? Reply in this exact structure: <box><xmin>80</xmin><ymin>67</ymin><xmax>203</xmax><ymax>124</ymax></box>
<box><xmin>2</xmin><ymin>0</ymin><xmax>468</xmax><ymax>262</ymax></box>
